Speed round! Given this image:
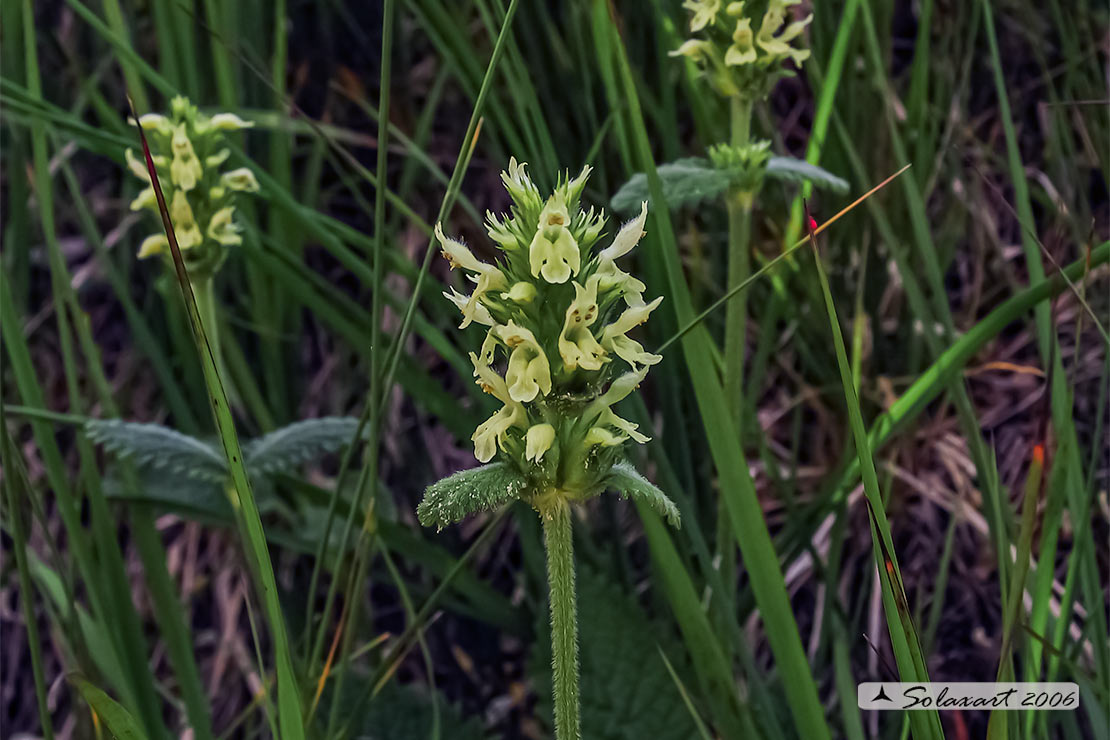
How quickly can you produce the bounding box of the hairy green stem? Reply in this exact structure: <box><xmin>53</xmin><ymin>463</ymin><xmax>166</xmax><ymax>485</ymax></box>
<box><xmin>722</xmin><ymin>94</ymin><xmax>753</xmax><ymax>427</ymax></box>
<box><xmin>717</xmin><ymin>94</ymin><xmax>753</xmax><ymax>633</ymax></box>
<box><xmin>542</xmin><ymin>497</ymin><xmax>580</xmax><ymax>740</ymax></box>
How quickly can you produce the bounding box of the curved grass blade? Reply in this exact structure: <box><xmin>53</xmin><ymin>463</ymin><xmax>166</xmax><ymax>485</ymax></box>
<box><xmin>0</xmin><ymin>416</ymin><xmax>55</xmax><ymax>739</ymax></box>
<box><xmin>599</xmin><ymin>7</ymin><xmax>830</xmax><ymax>737</ymax></box>
<box><xmin>126</xmin><ymin>102</ymin><xmax>305</xmax><ymax>738</ymax></box>
<box><xmin>805</xmin><ymin>208</ymin><xmax>943</xmax><ymax>739</ymax></box>
<box><xmin>73</xmin><ymin>678</ymin><xmax>145</xmax><ymax>740</ymax></box>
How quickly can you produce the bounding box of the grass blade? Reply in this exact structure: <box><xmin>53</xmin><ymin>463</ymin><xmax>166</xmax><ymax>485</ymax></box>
<box><xmin>806</xmin><ymin>212</ymin><xmax>943</xmax><ymax>739</ymax></box>
<box><xmin>598</xmin><ymin>7</ymin><xmax>830</xmax><ymax>737</ymax></box>
<box><xmin>127</xmin><ymin>102</ymin><xmax>306</xmax><ymax>738</ymax></box>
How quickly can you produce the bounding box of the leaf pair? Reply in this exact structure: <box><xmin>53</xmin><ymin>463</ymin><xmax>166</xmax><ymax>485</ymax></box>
<box><xmin>610</xmin><ymin>155</ymin><xmax>848</xmax><ymax>214</ymax></box>
<box><xmin>416</xmin><ymin>460</ymin><xmax>680</xmax><ymax>530</ymax></box>
<box><xmin>86</xmin><ymin>416</ymin><xmax>365</xmax><ymax>510</ymax></box>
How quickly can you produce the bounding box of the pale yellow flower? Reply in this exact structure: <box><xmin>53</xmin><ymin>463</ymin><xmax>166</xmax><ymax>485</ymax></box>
<box><xmin>206</xmin><ymin>148</ymin><xmax>231</xmax><ymax>168</ymax></box>
<box><xmin>207</xmin><ymin>206</ymin><xmax>242</xmax><ymax>246</ymax></box>
<box><xmin>725</xmin><ymin>17</ymin><xmax>757</xmax><ymax>66</ymax></box>
<box><xmin>169</xmin><ymin>190</ymin><xmax>203</xmax><ymax>249</ymax></box>
<box><xmin>444</xmin><ymin>288</ymin><xmax>495</xmax><ymax>328</ymax></box>
<box><xmin>600</xmin><ymin>297</ymin><xmax>664</xmax><ymax>369</ymax></box>
<box><xmin>529</xmin><ymin>193</ymin><xmax>581</xmax><ymax>284</ymax></box>
<box><xmin>682</xmin><ymin>0</ymin><xmax>720</xmax><ymax>31</ymax></box>
<box><xmin>669</xmin><ymin>38</ymin><xmax>714</xmax><ymax>63</ymax></box>
<box><xmin>130</xmin><ymin>187</ymin><xmax>157</xmax><ymax>212</ymax></box>
<box><xmin>469</xmin><ymin>352</ymin><xmax>528</xmax><ymax>463</ymax></box>
<box><xmin>222</xmin><ymin>167</ymin><xmax>260</xmax><ymax>192</ymax></box>
<box><xmin>436</xmin><ymin>224</ymin><xmax>507</xmax><ymax>329</ymax></box>
<box><xmin>170</xmin><ymin>124</ymin><xmax>203</xmax><ymax>191</ymax></box>
<box><xmin>502</xmin><ymin>282</ymin><xmax>537</xmax><ymax>303</ymax></box>
<box><xmin>207</xmin><ymin>113</ymin><xmax>254</xmax><ymax>131</ymax></box>
<box><xmin>525</xmin><ymin>423</ymin><xmax>556</xmax><ymax>463</ymax></box>
<box><xmin>137</xmin><ymin>234</ymin><xmax>168</xmax><ymax>259</ymax></box>
<box><xmin>125</xmin><ymin>148</ymin><xmax>165</xmax><ymax>181</ymax></box>
<box><xmin>756</xmin><ymin>0</ymin><xmax>811</xmax><ymax>66</ymax></box>
<box><xmin>558</xmin><ymin>277</ymin><xmax>607</xmax><ymax>371</ymax></box>
<box><xmin>496</xmin><ymin>321</ymin><xmax>552</xmax><ymax>403</ymax></box>
<box><xmin>595</xmin><ymin>202</ymin><xmax>649</xmax><ymax>306</ymax></box>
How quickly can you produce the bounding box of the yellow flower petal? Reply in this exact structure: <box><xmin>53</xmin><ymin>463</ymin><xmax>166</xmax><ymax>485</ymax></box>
<box><xmin>207</xmin><ymin>206</ymin><xmax>242</xmax><ymax>246</ymax></box>
<box><xmin>558</xmin><ymin>277</ymin><xmax>608</xmax><ymax>371</ymax></box>
<box><xmin>682</xmin><ymin>0</ymin><xmax>720</xmax><ymax>31</ymax></box>
<box><xmin>669</xmin><ymin>39</ymin><xmax>713</xmax><ymax>62</ymax></box>
<box><xmin>501</xmin><ymin>282</ymin><xmax>537</xmax><ymax>303</ymax></box>
<box><xmin>436</xmin><ymin>224</ymin><xmax>506</xmax><ymax>328</ymax></box>
<box><xmin>129</xmin><ymin>187</ymin><xmax>156</xmax><ymax>212</ymax></box>
<box><xmin>528</xmin><ymin>194</ymin><xmax>581</xmax><ymax>284</ymax></box>
<box><xmin>137</xmin><ymin>234</ymin><xmax>168</xmax><ymax>258</ymax></box>
<box><xmin>222</xmin><ymin>167</ymin><xmax>260</xmax><ymax>192</ymax></box>
<box><xmin>444</xmin><ymin>288</ymin><xmax>495</xmax><ymax>328</ymax></box>
<box><xmin>496</xmin><ymin>322</ymin><xmax>551</xmax><ymax>402</ymax></box>
<box><xmin>169</xmin><ymin>190</ymin><xmax>203</xmax><ymax>249</ymax></box>
<box><xmin>170</xmin><ymin>124</ymin><xmax>203</xmax><ymax>191</ymax></box>
<box><xmin>206</xmin><ymin>148</ymin><xmax>231</xmax><ymax>168</ymax></box>
<box><xmin>725</xmin><ymin>18</ymin><xmax>758</xmax><ymax>66</ymax></box>
<box><xmin>525</xmin><ymin>423</ymin><xmax>556</xmax><ymax>463</ymax></box>
<box><xmin>209</xmin><ymin>113</ymin><xmax>254</xmax><ymax>131</ymax></box>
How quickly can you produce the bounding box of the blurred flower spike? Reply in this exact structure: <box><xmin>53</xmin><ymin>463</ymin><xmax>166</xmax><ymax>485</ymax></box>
<box><xmin>126</xmin><ymin>96</ymin><xmax>259</xmax><ymax>280</ymax></box>
<box><xmin>671</xmin><ymin>0</ymin><xmax>812</xmax><ymax>99</ymax></box>
<box><xmin>418</xmin><ymin>159</ymin><xmax>678</xmax><ymax>529</ymax></box>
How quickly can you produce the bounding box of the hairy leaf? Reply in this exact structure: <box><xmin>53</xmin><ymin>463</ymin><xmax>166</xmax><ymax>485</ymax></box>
<box><xmin>417</xmin><ymin>462</ymin><xmax>528</xmax><ymax>530</ymax></box>
<box><xmin>765</xmin><ymin>156</ymin><xmax>849</xmax><ymax>193</ymax></box>
<box><xmin>610</xmin><ymin>158</ymin><xmax>730</xmax><ymax>214</ymax></box>
<box><xmin>243</xmin><ymin>416</ymin><xmax>364</xmax><ymax>476</ymax></box>
<box><xmin>532</xmin><ymin>569</ymin><xmax>700</xmax><ymax>740</ymax></box>
<box><xmin>85</xmin><ymin>419</ymin><xmax>227</xmax><ymax>483</ymax></box>
<box><xmin>604</xmin><ymin>462</ymin><xmax>680</xmax><ymax>527</ymax></box>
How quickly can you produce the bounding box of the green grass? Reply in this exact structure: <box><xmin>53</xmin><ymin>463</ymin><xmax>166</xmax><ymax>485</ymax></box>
<box><xmin>2</xmin><ymin>1</ymin><xmax>1107</xmax><ymax>738</ymax></box>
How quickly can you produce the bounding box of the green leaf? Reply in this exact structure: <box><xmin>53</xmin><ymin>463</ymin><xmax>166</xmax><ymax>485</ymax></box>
<box><xmin>531</xmin><ymin>568</ymin><xmax>701</xmax><ymax>740</ymax></box>
<box><xmin>610</xmin><ymin>158</ymin><xmax>730</xmax><ymax>214</ymax></box>
<box><xmin>417</xmin><ymin>462</ymin><xmax>528</xmax><ymax>530</ymax></box>
<box><xmin>765</xmin><ymin>156</ymin><xmax>849</xmax><ymax>193</ymax></box>
<box><xmin>604</xmin><ymin>462</ymin><xmax>680</xmax><ymax>527</ymax></box>
<box><xmin>103</xmin><ymin>470</ymin><xmax>233</xmax><ymax>523</ymax></box>
<box><xmin>72</xmin><ymin>678</ymin><xmax>148</xmax><ymax>740</ymax></box>
<box><xmin>243</xmin><ymin>416</ymin><xmax>364</xmax><ymax>476</ymax></box>
<box><xmin>85</xmin><ymin>419</ymin><xmax>227</xmax><ymax>483</ymax></box>
<box><xmin>328</xmin><ymin>680</ymin><xmax>488</xmax><ymax>740</ymax></box>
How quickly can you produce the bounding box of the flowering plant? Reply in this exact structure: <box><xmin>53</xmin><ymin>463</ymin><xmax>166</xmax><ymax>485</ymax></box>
<box><xmin>126</xmin><ymin>96</ymin><xmax>259</xmax><ymax>281</ymax></box>
<box><xmin>670</xmin><ymin>0</ymin><xmax>812</xmax><ymax>101</ymax></box>
<box><xmin>418</xmin><ymin>160</ymin><xmax>678</xmax><ymax>740</ymax></box>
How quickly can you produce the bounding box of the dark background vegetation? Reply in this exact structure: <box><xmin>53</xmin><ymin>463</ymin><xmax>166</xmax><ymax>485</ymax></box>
<box><xmin>2</xmin><ymin>0</ymin><xmax>1107</xmax><ymax>738</ymax></box>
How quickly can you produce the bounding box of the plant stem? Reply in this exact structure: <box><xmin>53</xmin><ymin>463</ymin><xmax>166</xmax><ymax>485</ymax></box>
<box><xmin>542</xmin><ymin>497</ymin><xmax>580</xmax><ymax>740</ymax></box>
<box><xmin>723</xmin><ymin>94</ymin><xmax>753</xmax><ymax>429</ymax></box>
<box><xmin>192</xmin><ymin>276</ymin><xmax>220</xmax><ymax>369</ymax></box>
<box><xmin>718</xmin><ymin>94</ymin><xmax>753</xmax><ymax>630</ymax></box>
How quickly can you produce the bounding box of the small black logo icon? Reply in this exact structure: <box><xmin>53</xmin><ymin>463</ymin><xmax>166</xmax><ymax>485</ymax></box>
<box><xmin>872</xmin><ymin>686</ymin><xmax>893</xmax><ymax>702</ymax></box>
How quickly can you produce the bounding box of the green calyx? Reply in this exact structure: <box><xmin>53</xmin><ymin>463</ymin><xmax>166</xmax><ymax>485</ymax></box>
<box><xmin>670</xmin><ymin>0</ymin><xmax>813</xmax><ymax>100</ymax></box>
<box><xmin>709</xmin><ymin>140</ymin><xmax>772</xmax><ymax>197</ymax></box>
<box><xmin>125</xmin><ymin>95</ymin><xmax>259</xmax><ymax>281</ymax></box>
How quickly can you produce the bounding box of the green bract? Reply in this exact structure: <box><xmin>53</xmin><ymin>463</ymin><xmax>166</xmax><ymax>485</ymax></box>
<box><xmin>125</xmin><ymin>96</ymin><xmax>259</xmax><ymax>280</ymax></box>
<box><xmin>671</xmin><ymin>0</ymin><xmax>813</xmax><ymax>100</ymax></box>
<box><xmin>419</xmin><ymin>159</ymin><xmax>678</xmax><ymax>525</ymax></box>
